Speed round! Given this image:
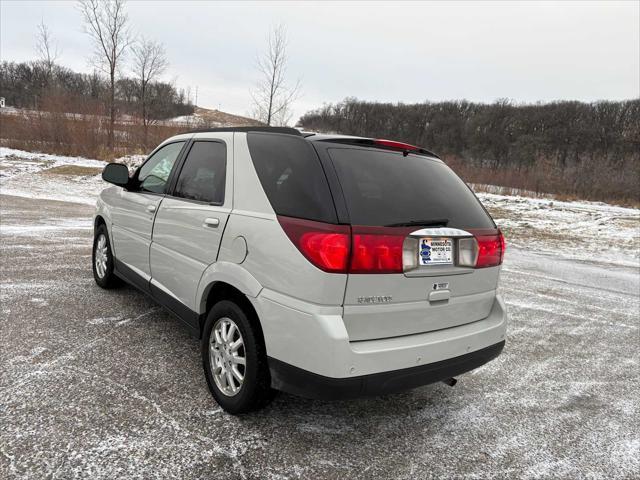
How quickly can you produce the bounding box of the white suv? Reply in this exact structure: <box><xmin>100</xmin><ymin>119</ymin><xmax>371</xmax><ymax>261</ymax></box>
<box><xmin>94</xmin><ymin>127</ymin><xmax>507</xmax><ymax>414</ymax></box>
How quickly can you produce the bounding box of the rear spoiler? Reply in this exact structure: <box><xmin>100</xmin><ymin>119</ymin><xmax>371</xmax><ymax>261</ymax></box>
<box><xmin>315</xmin><ymin>137</ymin><xmax>439</xmax><ymax>158</ymax></box>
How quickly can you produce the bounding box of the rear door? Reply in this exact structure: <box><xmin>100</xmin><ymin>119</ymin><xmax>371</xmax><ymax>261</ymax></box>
<box><xmin>110</xmin><ymin>141</ymin><xmax>186</xmax><ymax>286</ymax></box>
<box><xmin>319</xmin><ymin>145</ymin><xmax>501</xmax><ymax>341</ymax></box>
<box><xmin>150</xmin><ymin>135</ymin><xmax>232</xmax><ymax>317</ymax></box>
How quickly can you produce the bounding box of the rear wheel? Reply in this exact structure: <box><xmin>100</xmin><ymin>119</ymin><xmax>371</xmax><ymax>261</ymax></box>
<box><xmin>92</xmin><ymin>224</ymin><xmax>120</xmax><ymax>289</ymax></box>
<box><xmin>202</xmin><ymin>300</ymin><xmax>274</xmax><ymax>414</ymax></box>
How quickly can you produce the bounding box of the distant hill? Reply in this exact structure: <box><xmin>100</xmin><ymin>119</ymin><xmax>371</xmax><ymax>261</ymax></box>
<box><xmin>167</xmin><ymin>107</ymin><xmax>263</xmax><ymax>127</ymax></box>
<box><xmin>0</xmin><ymin>104</ymin><xmax>261</xmax><ymax>128</ymax></box>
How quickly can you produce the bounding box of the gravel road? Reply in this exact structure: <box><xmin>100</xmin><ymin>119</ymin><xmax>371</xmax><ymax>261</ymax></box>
<box><xmin>1</xmin><ymin>193</ymin><xmax>638</xmax><ymax>479</ymax></box>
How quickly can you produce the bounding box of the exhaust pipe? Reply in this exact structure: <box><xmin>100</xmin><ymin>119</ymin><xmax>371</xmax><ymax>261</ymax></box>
<box><xmin>442</xmin><ymin>377</ymin><xmax>457</xmax><ymax>387</ymax></box>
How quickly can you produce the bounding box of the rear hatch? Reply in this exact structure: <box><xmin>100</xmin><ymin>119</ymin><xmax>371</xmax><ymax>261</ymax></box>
<box><xmin>319</xmin><ymin>143</ymin><xmax>504</xmax><ymax>341</ymax></box>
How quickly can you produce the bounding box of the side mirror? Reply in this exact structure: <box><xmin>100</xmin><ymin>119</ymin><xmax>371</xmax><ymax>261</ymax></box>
<box><xmin>102</xmin><ymin>163</ymin><xmax>130</xmax><ymax>188</ymax></box>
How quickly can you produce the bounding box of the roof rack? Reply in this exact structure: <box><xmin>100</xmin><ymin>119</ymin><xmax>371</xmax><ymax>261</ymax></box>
<box><xmin>185</xmin><ymin>126</ymin><xmax>302</xmax><ymax>136</ymax></box>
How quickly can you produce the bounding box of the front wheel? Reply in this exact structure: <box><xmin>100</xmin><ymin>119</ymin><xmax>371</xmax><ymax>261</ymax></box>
<box><xmin>202</xmin><ymin>300</ymin><xmax>274</xmax><ymax>414</ymax></box>
<box><xmin>92</xmin><ymin>224</ymin><xmax>120</xmax><ymax>289</ymax></box>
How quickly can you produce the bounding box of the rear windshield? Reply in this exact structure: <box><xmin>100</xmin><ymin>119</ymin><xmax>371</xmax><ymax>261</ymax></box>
<box><xmin>327</xmin><ymin>147</ymin><xmax>494</xmax><ymax>228</ymax></box>
<box><xmin>247</xmin><ymin>132</ymin><xmax>337</xmax><ymax>223</ymax></box>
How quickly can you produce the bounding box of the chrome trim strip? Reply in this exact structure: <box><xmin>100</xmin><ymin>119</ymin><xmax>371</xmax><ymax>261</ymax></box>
<box><xmin>409</xmin><ymin>227</ymin><xmax>473</xmax><ymax>238</ymax></box>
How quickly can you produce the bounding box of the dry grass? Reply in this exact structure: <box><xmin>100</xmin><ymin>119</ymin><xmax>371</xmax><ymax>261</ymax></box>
<box><xmin>42</xmin><ymin>165</ymin><xmax>104</xmax><ymax>176</ymax></box>
<box><xmin>447</xmin><ymin>156</ymin><xmax>640</xmax><ymax>208</ymax></box>
<box><xmin>0</xmin><ymin>108</ymin><xmax>187</xmax><ymax>161</ymax></box>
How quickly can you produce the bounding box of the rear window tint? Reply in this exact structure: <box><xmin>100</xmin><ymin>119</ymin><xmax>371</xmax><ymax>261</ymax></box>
<box><xmin>327</xmin><ymin>147</ymin><xmax>494</xmax><ymax>229</ymax></box>
<box><xmin>247</xmin><ymin>133</ymin><xmax>337</xmax><ymax>223</ymax></box>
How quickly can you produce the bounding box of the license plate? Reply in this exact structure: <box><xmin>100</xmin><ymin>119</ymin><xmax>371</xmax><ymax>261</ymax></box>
<box><xmin>419</xmin><ymin>238</ymin><xmax>453</xmax><ymax>266</ymax></box>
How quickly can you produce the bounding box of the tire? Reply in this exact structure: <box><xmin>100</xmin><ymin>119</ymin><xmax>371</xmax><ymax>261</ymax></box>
<box><xmin>202</xmin><ymin>300</ymin><xmax>275</xmax><ymax>414</ymax></box>
<box><xmin>92</xmin><ymin>224</ymin><xmax>120</xmax><ymax>289</ymax></box>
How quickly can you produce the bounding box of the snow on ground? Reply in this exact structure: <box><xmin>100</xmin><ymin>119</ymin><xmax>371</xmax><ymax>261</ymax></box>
<box><xmin>477</xmin><ymin>192</ymin><xmax>640</xmax><ymax>268</ymax></box>
<box><xmin>0</xmin><ymin>148</ymin><xmax>143</xmax><ymax>206</ymax></box>
<box><xmin>0</xmin><ymin>218</ymin><xmax>92</xmax><ymax>236</ymax></box>
<box><xmin>167</xmin><ymin>113</ymin><xmax>224</xmax><ymax>127</ymax></box>
<box><xmin>1</xmin><ymin>147</ymin><xmax>638</xmax><ymax>267</ymax></box>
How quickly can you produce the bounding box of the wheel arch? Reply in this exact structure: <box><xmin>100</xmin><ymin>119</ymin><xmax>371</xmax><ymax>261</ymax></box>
<box><xmin>197</xmin><ymin>261</ymin><xmax>264</xmax><ymax>338</ymax></box>
<box><xmin>197</xmin><ymin>262</ymin><xmax>262</xmax><ymax>312</ymax></box>
<box><xmin>200</xmin><ymin>281</ymin><xmax>265</xmax><ymax>343</ymax></box>
<box><xmin>94</xmin><ymin>214</ymin><xmax>106</xmax><ymax>230</ymax></box>
<box><xmin>93</xmin><ymin>213</ymin><xmax>117</xmax><ymax>258</ymax></box>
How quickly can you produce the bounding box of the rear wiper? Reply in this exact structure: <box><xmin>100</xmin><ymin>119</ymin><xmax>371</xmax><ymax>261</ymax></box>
<box><xmin>384</xmin><ymin>218</ymin><xmax>449</xmax><ymax>227</ymax></box>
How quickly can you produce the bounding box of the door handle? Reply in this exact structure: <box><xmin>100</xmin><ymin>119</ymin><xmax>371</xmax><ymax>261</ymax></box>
<box><xmin>146</xmin><ymin>204</ymin><xmax>156</xmax><ymax>213</ymax></box>
<box><xmin>203</xmin><ymin>217</ymin><xmax>220</xmax><ymax>228</ymax></box>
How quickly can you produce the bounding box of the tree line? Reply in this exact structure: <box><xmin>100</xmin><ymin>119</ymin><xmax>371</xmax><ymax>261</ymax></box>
<box><xmin>0</xmin><ymin>58</ymin><xmax>191</xmax><ymax>159</ymax></box>
<box><xmin>299</xmin><ymin>98</ymin><xmax>640</xmax><ymax>204</ymax></box>
<box><xmin>0</xmin><ymin>60</ymin><xmax>193</xmax><ymax>121</ymax></box>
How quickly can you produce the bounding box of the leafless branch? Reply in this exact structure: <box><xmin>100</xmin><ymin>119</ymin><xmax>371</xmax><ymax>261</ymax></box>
<box><xmin>131</xmin><ymin>38</ymin><xmax>168</xmax><ymax>92</ymax></box>
<box><xmin>35</xmin><ymin>20</ymin><xmax>60</xmax><ymax>77</ymax></box>
<box><xmin>131</xmin><ymin>37</ymin><xmax>168</xmax><ymax>143</ymax></box>
<box><xmin>251</xmin><ymin>24</ymin><xmax>301</xmax><ymax>126</ymax></box>
<box><xmin>78</xmin><ymin>0</ymin><xmax>132</xmax><ymax>148</ymax></box>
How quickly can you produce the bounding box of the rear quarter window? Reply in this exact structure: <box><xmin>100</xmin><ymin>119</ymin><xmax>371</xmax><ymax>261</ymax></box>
<box><xmin>247</xmin><ymin>132</ymin><xmax>337</xmax><ymax>223</ymax></box>
<box><xmin>327</xmin><ymin>147</ymin><xmax>495</xmax><ymax>229</ymax></box>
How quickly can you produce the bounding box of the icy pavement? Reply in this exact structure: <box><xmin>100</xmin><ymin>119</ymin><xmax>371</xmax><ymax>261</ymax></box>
<box><xmin>0</xmin><ymin>148</ymin><xmax>639</xmax><ymax>478</ymax></box>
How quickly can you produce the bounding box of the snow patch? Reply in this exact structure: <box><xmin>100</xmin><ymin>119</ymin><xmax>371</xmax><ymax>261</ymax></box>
<box><xmin>0</xmin><ymin>219</ymin><xmax>92</xmax><ymax>235</ymax></box>
<box><xmin>29</xmin><ymin>297</ymin><xmax>49</xmax><ymax>306</ymax></box>
<box><xmin>0</xmin><ymin>147</ymin><xmax>144</xmax><ymax>205</ymax></box>
<box><xmin>87</xmin><ymin>316</ymin><xmax>124</xmax><ymax>325</ymax></box>
<box><xmin>477</xmin><ymin>191</ymin><xmax>640</xmax><ymax>267</ymax></box>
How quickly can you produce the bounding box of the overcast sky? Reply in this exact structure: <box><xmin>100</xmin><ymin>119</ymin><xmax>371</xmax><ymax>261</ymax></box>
<box><xmin>1</xmin><ymin>1</ymin><xmax>638</xmax><ymax>123</ymax></box>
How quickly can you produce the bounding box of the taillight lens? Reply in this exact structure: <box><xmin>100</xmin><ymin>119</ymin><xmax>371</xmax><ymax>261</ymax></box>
<box><xmin>279</xmin><ymin>216</ymin><xmax>505</xmax><ymax>273</ymax></box>
<box><xmin>474</xmin><ymin>230</ymin><xmax>505</xmax><ymax>268</ymax></box>
<box><xmin>279</xmin><ymin>217</ymin><xmax>408</xmax><ymax>274</ymax></box>
<box><xmin>350</xmin><ymin>231</ymin><xmax>405</xmax><ymax>273</ymax></box>
<box><xmin>301</xmin><ymin>232</ymin><xmax>350</xmax><ymax>272</ymax></box>
<box><xmin>278</xmin><ymin>216</ymin><xmax>350</xmax><ymax>273</ymax></box>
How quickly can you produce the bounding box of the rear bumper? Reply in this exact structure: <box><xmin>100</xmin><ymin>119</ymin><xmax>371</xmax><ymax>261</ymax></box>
<box><xmin>268</xmin><ymin>340</ymin><xmax>505</xmax><ymax>400</ymax></box>
<box><xmin>253</xmin><ymin>289</ymin><xmax>507</xmax><ymax>381</ymax></box>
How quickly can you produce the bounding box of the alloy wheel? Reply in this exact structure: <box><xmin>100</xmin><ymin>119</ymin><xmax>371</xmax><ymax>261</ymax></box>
<box><xmin>94</xmin><ymin>234</ymin><xmax>108</xmax><ymax>279</ymax></box>
<box><xmin>209</xmin><ymin>317</ymin><xmax>246</xmax><ymax>396</ymax></box>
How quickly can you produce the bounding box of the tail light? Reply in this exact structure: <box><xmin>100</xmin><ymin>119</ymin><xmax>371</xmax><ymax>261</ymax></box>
<box><xmin>472</xmin><ymin>230</ymin><xmax>505</xmax><ymax>268</ymax></box>
<box><xmin>374</xmin><ymin>139</ymin><xmax>421</xmax><ymax>152</ymax></box>
<box><xmin>278</xmin><ymin>216</ymin><xmax>350</xmax><ymax>273</ymax></box>
<box><xmin>279</xmin><ymin>217</ymin><xmax>505</xmax><ymax>273</ymax></box>
<box><xmin>350</xmin><ymin>227</ymin><xmax>406</xmax><ymax>273</ymax></box>
<box><xmin>278</xmin><ymin>218</ymin><xmax>407</xmax><ymax>274</ymax></box>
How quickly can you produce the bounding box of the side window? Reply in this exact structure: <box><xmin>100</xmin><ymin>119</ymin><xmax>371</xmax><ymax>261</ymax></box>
<box><xmin>247</xmin><ymin>132</ymin><xmax>337</xmax><ymax>223</ymax></box>
<box><xmin>174</xmin><ymin>141</ymin><xmax>226</xmax><ymax>204</ymax></box>
<box><xmin>138</xmin><ymin>142</ymin><xmax>185</xmax><ymax>194</ymax></box>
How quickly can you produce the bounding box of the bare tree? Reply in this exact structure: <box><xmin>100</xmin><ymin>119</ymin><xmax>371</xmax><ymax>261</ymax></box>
<box><xmin>78</xmin><ymin>0</ymin><xmax>131</xmax><ymax>149</ymax></box>
<box><xmin>131</xmin><ymin>38</ymin><xmax>168</xmax><ymax>145</ymax></box>
<box><xmin>251</xmin><ymin>24</ymin><xmax>300</xmax><ymax>126</ymax></box>
<box><xmin>35</xmin><ymin>20</ymin><xmax>60</xmax><ymax>80</ymax></box>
